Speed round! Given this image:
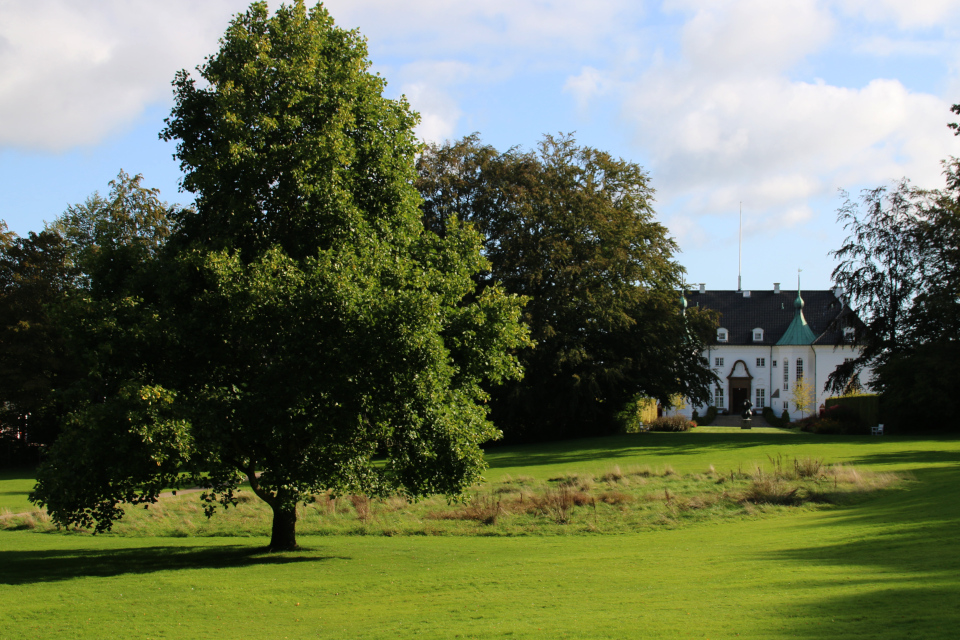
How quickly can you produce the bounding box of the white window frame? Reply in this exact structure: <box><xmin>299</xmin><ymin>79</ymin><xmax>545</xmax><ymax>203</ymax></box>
<box><xmin>783</xmin><ymin>359</ymin><xmax>789</xmax><ymax>391</ymax></box>
<box><xmin>715</xmin><ymin>357</ymin><xmax>724</xmax><ymax>367</ymax></box>
<box><xmin>756</xmin><ymin>388</ymin><xmax>766</xmax><ymax>408</ymax></box>
<box><xmin>753</xmin><ymin>328</ymin><xmax>764</xmax><ymax>342</ymax></box>
<box><xmin>714</xmin><ymin>385</ymin><xmax>725</xmax><ymax>409</ymax></box>
<box><xmin>717</xmin><ymin>328</ymin><xmax>728</xmax><ymax>343</ymax></box>
<box><xmin>756</xmin><ymin>357</ymin><xmax>765</xmax><ymax>368</ymax></box>
<box><xmin>796</xmin><ymin>358</ymin><xmax>804</xmax><ymax>381</ymax></box>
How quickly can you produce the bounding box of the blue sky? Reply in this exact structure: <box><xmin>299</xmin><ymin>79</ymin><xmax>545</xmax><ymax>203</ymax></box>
<box><xmin>2</xmin><ymin>0</ymin><xmax>959</xmax><ymax>291</ymax></box>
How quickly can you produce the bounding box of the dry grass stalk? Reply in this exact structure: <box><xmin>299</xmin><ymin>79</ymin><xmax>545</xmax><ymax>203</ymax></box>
<box><xmin>350</xmin><ymin>495</ymin><xmax>371</xmax><ymax>522</ymax></box>
<box><xmin>794</xmin><ymin>457</ymin><xmax>824</xmax><ymax>479</ymax></box>
<box><xmin>598</xmin><ymin>465</ymin><xmax>625</xmax><ymax>483</ymax></box>
<box><xmin>628</xmin><ymin>465</ymin><xmax>654</xmax><ymax>478</ymax></box>
<box><xmin>598</xmin><ymin>490</ymin><xmax>633</xmax><ymax>505</ymax></box>
<box><xmin>743</xmin><ymin>477</ymin><xmax>800</xmax><ymax>505</ymax></box>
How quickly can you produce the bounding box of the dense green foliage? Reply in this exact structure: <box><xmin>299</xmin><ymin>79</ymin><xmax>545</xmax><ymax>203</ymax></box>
<box><xmin>825</xmin><ymin>394</ymin><xmax>880</xmax><ymax>429</ymax></box>
<box><xmin>416</xmin><ymin>134</ymin><xmax>716</xmax><ymax>442</ymax></box>
<box><xmin>31</xmin><ymin>1</ymin><xmax>528</xmax><ymax>551</ymax></box>
<box><xmin>0</xmin><ymin>171</ymin><xmax>175</xmax><ymax>463</ymax></box>
<box><xmin>0</xmin><ymin>229</ymin><xmax>77</xmax><ymax>447</ymax></box>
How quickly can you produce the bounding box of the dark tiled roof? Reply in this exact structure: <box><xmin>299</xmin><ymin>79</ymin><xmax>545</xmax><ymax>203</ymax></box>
<box><xmin>684</xmin><ymin>289</ymin><xmax>854</xmax><ymax>346</ymax></box>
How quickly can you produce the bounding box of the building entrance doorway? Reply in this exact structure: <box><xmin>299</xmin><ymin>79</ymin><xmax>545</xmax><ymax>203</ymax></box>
<box><xmin>731</xmin><ymin>385</ymin><xmax>750</xmax><ymax>412</ymax></box>
<box><xmin>727</xmin><ymin>359</ymin><xmax>754</xmax><ymax>414</ymax></box>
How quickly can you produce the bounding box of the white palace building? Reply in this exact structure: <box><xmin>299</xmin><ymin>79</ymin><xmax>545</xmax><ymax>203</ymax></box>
<box><xmin>681</xmin><ymin>281</ymin><xmax>869</xmax><ymax>419</ymax></box>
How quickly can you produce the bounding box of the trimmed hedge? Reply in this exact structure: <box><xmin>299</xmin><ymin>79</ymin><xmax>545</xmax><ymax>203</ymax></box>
<box><xmin>761</xmin><ymin>406</ymin><xmax>791</xmax><ymax>428</ymax></box>
<box><xmin>693</xmin><ymin>406</ymin><xmax>718</xmax><ymax>427</ymax></box>
<box><xmin>798</xmin><ymin>402</ymin><xmax>871</xmax><ymax>435</ymax></box>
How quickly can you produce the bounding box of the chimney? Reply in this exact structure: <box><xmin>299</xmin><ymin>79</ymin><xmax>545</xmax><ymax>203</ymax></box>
<box><xmin>774</xmin><ymin>283</ymin><xmax>781</xmax><ymax>294</ymax></box>
<box><xmin>699</xmin><ymin>283</ymin><xmax>705</xmax><ymax>294</ymax></box>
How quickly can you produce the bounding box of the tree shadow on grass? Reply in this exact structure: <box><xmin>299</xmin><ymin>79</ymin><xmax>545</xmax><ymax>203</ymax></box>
<box><xmin>0</xmin><ymin>543</ymin><xmax>350</xmax><ymax>586</ymax></box>
<box><xmin>844</xmin><ymin>447</ymin><xmax>960</xmax><ymax>468</ymax></box>
<box><xmin>485</xmin><ymin>433</ymin><xmax>960</xmax><ymax>472</ymax></box>
<box><xmin>758</xmin><ymin>464</ymin><xmax>960</xmax><ymax>638</ymax></box>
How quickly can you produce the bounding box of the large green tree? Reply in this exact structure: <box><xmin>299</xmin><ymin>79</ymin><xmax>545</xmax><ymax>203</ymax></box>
<box><xmin>32</xmin><ymin>1</ymin><xmax>528</xmax><ymax>550</ymax></box>
<box><xmin>828</xmin><ymin>108</ymin><xmax>960</xmax><ymax>429</ymax></box>
<box><xmin>417</xmin><ymin>134</ymin><xmax>716</xmax><ymax>441</ymax></box>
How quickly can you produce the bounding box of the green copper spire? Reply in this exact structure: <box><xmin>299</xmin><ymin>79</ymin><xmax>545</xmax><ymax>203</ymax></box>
<box><xmin>777</xmin><ymin>272</ymin><xmax>817</xmax><ymax>345</ymax></box>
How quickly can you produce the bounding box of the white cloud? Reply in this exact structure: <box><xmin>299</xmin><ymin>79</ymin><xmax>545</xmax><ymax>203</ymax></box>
<box><xmin>0</xmin><ymin>0</ymin><xmax>245</xmax><ymax>150</ymax></box>
<box><xmin>596</xmin><ymin>0</ymin><xmax>958</xmax><ymax>231</ymax></box>
<box><xmin>671</xmin><ymin>0</ymin><xmax>835</xmax><ymax>75</ymax></box>
<box><xmin>854</xmin><ymin>36</ymin><xmax>948</xmax><ymax>57</ymax></box>
<box><xmin>837</xmin><ymin>0</ymin><xmax>960</xmax><ymax>29</ymax></box>
<box><xmin>400</xmin><ymin>82</ymin><xmax>462</xmax><ymax>144</ymax></box>
<box><xmin>0</xmin><ymin>0</ymin><xmax>646</xmax><ymax>152</ymax></box>
<box><xmin>324</xmin><ymin>0</ymin><xmax>641</xmax><ymax>58</ymax></box>
<box><xmin>564</xmin><ymin>67</ymin><xmax>614</xmax><ymax>110</ymax></box>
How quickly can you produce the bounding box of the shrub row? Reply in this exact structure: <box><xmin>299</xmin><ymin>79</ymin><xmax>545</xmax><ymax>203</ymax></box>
<box><xmin>647</xmin><ymin>415</ymin><xmax>696</xmax><ymax>432</ymax></box>
<box><xmin>762</xmin><ymin>406</ymin><xmax>791</xmax><ymax>428</ymax></box>
<box><xmin>797</xmin><ymin>403</ymin><xmax>871</xmax><ymax>435</ymax></box>
<box><xmin>692</xmin><ymin>406</ymin><xmax>718</xmax><ymax>427</ymax></box>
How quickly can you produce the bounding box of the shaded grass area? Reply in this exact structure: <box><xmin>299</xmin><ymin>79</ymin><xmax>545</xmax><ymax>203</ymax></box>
<box><xmin>2</xmin><ymin>433</ymin><xmax>960</xmax><ymax>638</ymax></box>
<box><xmin>483</xmin><ymin>432</ymin><xmax>960</xmax><ymax>480</ymax></box>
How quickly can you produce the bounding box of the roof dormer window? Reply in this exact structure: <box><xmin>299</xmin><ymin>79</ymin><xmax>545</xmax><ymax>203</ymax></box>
<box><xmin>717</xmin><ymin>328</ymin><xmax>728</xmax><ymax>343</ymax></box>
<box><xmin>753</xmin><ymin>328</ymin><xmax>764</xmax><ymax>342</ymax></box>
<box><xmin>843</xmin><ymin>327</ymin><xmax>855</xmax><ymax>343</ymax></box>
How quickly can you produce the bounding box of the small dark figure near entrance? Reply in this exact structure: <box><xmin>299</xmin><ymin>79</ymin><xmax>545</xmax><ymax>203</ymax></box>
<box><xmin>741</xmin><ymin>399</ymin><xmax>753</xmax><ymax>419</ymax></box>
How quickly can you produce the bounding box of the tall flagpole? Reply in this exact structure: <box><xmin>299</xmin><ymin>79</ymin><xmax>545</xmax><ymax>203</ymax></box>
<box><xmin>738</xmin><ymin>202</ymin><xmax>742</xmax><ymax>291</ymax></box>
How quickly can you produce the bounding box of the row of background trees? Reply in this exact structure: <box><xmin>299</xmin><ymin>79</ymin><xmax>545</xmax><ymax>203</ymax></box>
<box><xmin>0</xmin><ymin>133</ymin><xmax>718</xmax><ymax>456</ymax></box>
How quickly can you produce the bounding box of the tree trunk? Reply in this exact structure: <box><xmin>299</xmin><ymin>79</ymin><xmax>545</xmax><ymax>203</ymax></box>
<box><xmin>269</xmin><ymin>504</ymin><xmax>299</xmax><ymax>551</ymax></box>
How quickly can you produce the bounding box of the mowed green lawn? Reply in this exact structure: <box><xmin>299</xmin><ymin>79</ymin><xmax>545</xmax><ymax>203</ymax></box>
<box><xmin>2</xmin><ymin>432</ymin><xmax>960</xmax><ymax>639</ymax></box>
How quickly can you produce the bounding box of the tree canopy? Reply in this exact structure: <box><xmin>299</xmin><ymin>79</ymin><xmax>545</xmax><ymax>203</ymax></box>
<box><xmin>31</xmin><ymin>1</ymin><xmax>528</xmax><ymax>551</ymax></box>
<box><xmin>417</xmin><ymin>134</ymin><xmax>716</xmax><ymax>441</ymax></box>
<box><xmin>829</xmin><ymin>108</ymin><xmax>960</xmax><ymax>429</ymax></box>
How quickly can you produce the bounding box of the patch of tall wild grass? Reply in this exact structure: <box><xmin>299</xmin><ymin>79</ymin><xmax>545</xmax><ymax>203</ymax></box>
<box><xmin>2</xmin><ymin>454</ymin><xmax>905</xmax><ymax>538</ymax></box>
